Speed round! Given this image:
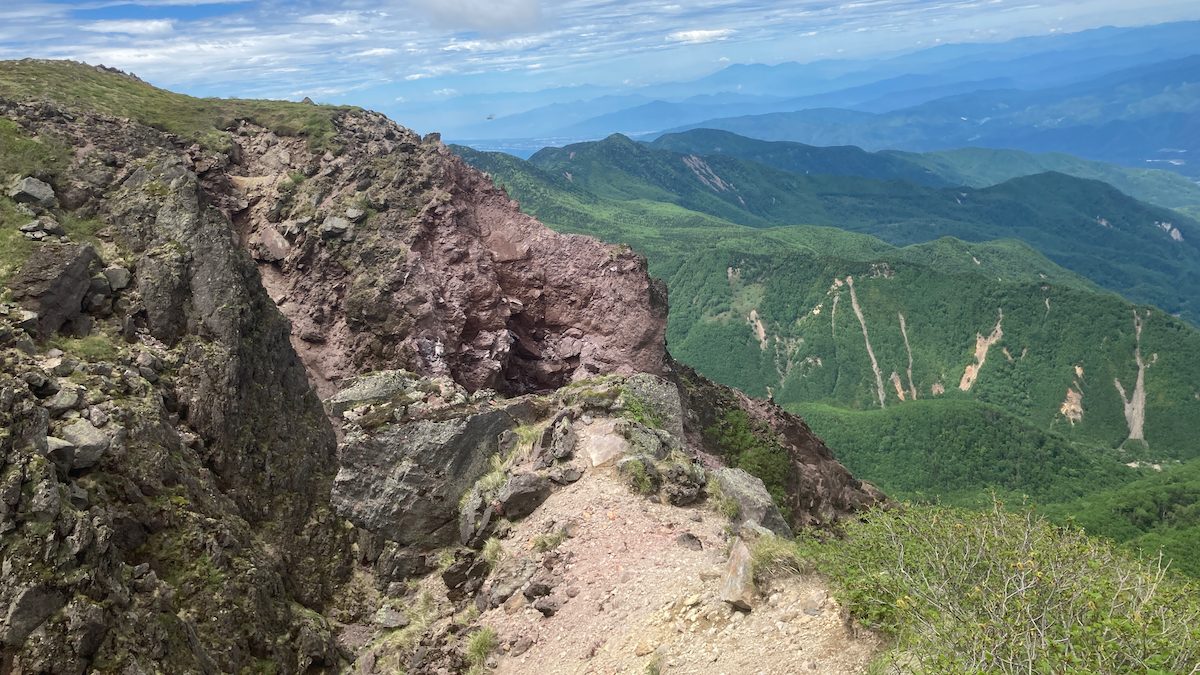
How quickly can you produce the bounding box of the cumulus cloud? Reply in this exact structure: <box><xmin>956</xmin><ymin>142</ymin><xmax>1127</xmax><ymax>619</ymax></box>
<box><xmin>82</xmin><ymin>19</ymin><xmax>175</xmax><ymax>35</ymax></box>
<box><xmin>666</xmin><ymin>28</ymin><xmax>734</xmax><ymax>44</ymax></box>
<box><xmin>408</xmin><ymin>0</ymin><xmax>542</xmax><ymax>33</ymax></box>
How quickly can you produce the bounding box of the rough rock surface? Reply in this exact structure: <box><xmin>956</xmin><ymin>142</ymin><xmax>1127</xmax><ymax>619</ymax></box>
<box><xmin>333</xmin><ymin>398</ymin><xmax>533</xmax><ymax>545</ymax></box>
<box><xmin>225</xmin><ymin>112</ymin><xmax>669</xmax><ymax>398</ymax></box>
<box><xmin>1</xmin><ymin>62</ymin><xmax>882</xmax><ymax>672</ymax></box>
<box><xmin>6</xmin><ymin>243</ymin><xmax>99</xmax><ymax>337</ymax></box>
<box><xmin>712</xmin><ymin>467</ymin><xmax>793</xmax><ymax>538</ymax></box>
<box><xmin>674</xmin><ymin>362</ymin><xmax>886</xmax><ymax>529</ymax></box>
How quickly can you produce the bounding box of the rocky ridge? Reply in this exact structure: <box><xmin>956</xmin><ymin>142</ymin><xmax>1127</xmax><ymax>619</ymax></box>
<box><xmin>0</xmin><ymin>61</ymin><xmax>881</xmax><ymax>672</ymax></box>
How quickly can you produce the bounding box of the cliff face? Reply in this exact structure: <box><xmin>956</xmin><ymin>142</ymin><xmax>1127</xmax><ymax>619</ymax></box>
<box><xmin>0</xmin><ymin>61</ymin><xmax>881</xmax><ymax>672</ymax></box>
<box><xmin>222</xmin><ymin>113</ymin><xmax>668</xmax><ymax>397</ymax></box>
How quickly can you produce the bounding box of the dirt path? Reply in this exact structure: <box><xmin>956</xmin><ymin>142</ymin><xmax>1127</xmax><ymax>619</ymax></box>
<box><xmin>484</xmin><ymin>470</ymin><xmax>880</xmax><ymax>674</ymax></box>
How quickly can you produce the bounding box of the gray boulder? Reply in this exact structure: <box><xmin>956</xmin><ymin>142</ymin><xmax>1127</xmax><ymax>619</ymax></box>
<box><xmin>6</xmin><ymin>244</ymin><xmax>100</xmax><ymax>338</ymax></box>
<box><xmin>327</xmin><ymin>370</ymin><xmax>416</xmax><ymax>416</ymax></box>
<box><xmin>102</xmin><ymin>266</ymin><xmax>132</xmax><ymax>291</ymax></box>
<box><xmin>623</xmin><ymin>373</ymin><xmax>684</xmax><ymax>440</ymax></box>
<box><xmin>712</xmin><ymin>467</ymin><xmax>793</xmax><ymax>538</ymax></box>
<box><xmin>44</xmin><ymin>387</ymin><xmax>82</xmax><ymax>418</ymax></box>
<box><xmin>8</xmin><ymin>177</ymin><xmax>58</xmax><ymax>208</ymax></box>
<box><xmin>319</xmin><ymin>216</ymin><xmax>351</xmax><ymax>239</ymax></box>
<box><xmin>332</xmin><ymin>401</ymin><xmax>531</xmax><ymax>546</ymax></box>
<box><xmin>43</xmin><ymin>436</ymin><xmax>75</xmax><ymax>472</ymax></box>
<box><xmin>2</xmin><ymin>584</ymin><xmax>66</xmax><ymax>646</ymax></box>
<box><xmin>496</xmin><ymin>472</ymin><xmax>551</xmax><ymax>520</ymax></box>
<box><xmin>59</xmin><ymin>418</ymin><xmax>109</xmax><ymax>469</ymax></box>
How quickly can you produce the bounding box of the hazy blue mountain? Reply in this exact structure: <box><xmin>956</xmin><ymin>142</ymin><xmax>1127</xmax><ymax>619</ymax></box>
<box><xmin>650</xmin><ymin>129</ymin><xmax>1200</xmax><ymax>213</ymax></box>
<box><xmin>669</xmin><ymin>55</ymin><xmax>1200</xmax><ymax>177</ymax></box>
<box><xmin>448</xmin><ymin>20</ymin><xmax>1200</xmax><ymax>154</ymax></box>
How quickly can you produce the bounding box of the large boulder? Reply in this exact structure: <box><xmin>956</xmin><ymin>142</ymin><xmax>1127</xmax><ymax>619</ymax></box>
<box><xmin>8</xmin><ymin>177</ymin><xmax>58</xmax><ymax>208</ymax></box>
<box><xmin>332</xmin><ymin>400</ymin><xmax>532</xmax><ymax>545</ymax></box>
<box><xmin>7</xmin><ymin>244</ymin><xmax>100</xmax><ymax>337</ymax></box>
<box><xmin>712</xmin><ymin>468</ymin><xmax>793</xmax><ymax>538</ymax></box>
<box><xmin>2</xmin><ymin>585</ymin><xmax>66</xmax><ymax>646</ymax></box>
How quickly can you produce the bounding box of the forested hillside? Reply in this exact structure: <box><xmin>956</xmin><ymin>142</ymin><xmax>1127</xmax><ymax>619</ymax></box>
<box><xmin>460</xmin><ymin>141</ymin><xmax>1200</xmax><ymax>576</ymax></box>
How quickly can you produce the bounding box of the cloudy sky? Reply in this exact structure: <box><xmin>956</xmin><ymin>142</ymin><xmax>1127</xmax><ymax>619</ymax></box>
<box><xmin>2</xmin><ymin>0</ymin><xmax>1199</xmax><ymax>132</ymax></box>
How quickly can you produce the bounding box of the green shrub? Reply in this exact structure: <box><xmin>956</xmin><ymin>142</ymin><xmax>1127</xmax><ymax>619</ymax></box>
<box><xmin>704</xmin><ymin>410</ymin><xmax>790</xmax><ymax>510</ymax></box>
<box><xmin>531</xmin><ymin>530</ymin><xmax>567</xmax><ymax>553</ymax></box>
<box><xmin>465</xmin><ymin>626</ymin><xmax>498</xmax><ymax>672</ymax></box>
<box><xmin>481</xmin><ymin>537</ymin><xmax>505</xmax><ymax>569</ymax></box>
<box><xmin>620</xmin><ymin>458</ymin><xmax>657</xmax><ymax>495</ymax></box>
<box><xmin>51</xmin><ymin>334</ymin><xmax>119</xmax><ymax>362</ymax></box>
<box><xmin>785</xmin><ymin>498</ymin><xmax>1200</xmax><ymax>673</ymax></box>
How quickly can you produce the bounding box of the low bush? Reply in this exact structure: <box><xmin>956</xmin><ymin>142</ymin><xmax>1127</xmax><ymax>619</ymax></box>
<box><xmin>762</xmin><ymin>498</ymin><xmax>1200</xmax><ymax>673</ymax></box>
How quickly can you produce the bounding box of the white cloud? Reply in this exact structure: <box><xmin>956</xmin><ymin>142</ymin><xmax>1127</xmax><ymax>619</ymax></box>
<box><xmin>666</xmin><ymin>28</ymin><xmax>734</xmax><ymax>44</ymax></box>
<box><xmin>349</xmin><ymin>47</ymin><xmax>398</xmax><ymax>58</ymax></box>
<box><xmin>432</xmin><ymin>88</ymin><xmax>459</xmax><ymax>96</ymax></box>
<box><xmin>408</xmin><ymin>0</ymin><xmax>542</xmax><ymax>33</ymax></box>
<box><xmin>82</xmin><ymin>19</ymin><xmax>175</xmax><ymax>35</ymax></box>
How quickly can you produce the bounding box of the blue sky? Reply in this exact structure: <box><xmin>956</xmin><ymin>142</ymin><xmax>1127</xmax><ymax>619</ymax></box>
<box><xmin>3</xmin><ymin>0</ymin><xmax>1200</xmax><ymax>133</ymax></box>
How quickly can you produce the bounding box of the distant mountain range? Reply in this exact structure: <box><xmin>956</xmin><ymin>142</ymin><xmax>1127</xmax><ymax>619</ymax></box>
<box><xmin>667</xmin><ymin>55</ymin><xmax>1200</xmax><ymax>178</ymax></box>
<box><xmin>476</xmin><ymin>131</ymin><xmax>1200</xmax><ymax>322</ymax></box>
<box><xmin>450</xmin><ymin>21</ymin><xmax>1200</xmax><ymax>178</ymax></box>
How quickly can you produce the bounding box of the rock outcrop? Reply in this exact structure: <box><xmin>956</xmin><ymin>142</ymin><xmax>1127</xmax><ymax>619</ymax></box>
<box><xmin>222</xmin><ymin>113</ymin><xmax>669</xmax><ymax>398</ymax></box>
<box><xmin>1</xmin><ymin>61</ymin><xmax>882</xmax><ymax>672</ymax></box>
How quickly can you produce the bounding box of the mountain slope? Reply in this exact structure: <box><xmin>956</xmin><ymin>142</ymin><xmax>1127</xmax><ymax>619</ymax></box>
<box><xmin>653</xmin><ymin>129</ymin><xmax>1200</xmax><ymax>214</ymax></box>
<box><xmin>524</xmin><ymin>134</ymin><xmax>1200</xmax><ymax>322</ymax></box>
<box><xmin>886</xmin><ymin>146</ymin><xmax>1200</xmax><ymax>211</ymax></box>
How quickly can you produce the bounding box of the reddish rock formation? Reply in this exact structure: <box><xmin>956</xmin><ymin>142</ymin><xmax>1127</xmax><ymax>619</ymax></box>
<box><xmin>221</xmin><ymin>115</ymin><xmax>667</xmax><ymax>398</ymax></box>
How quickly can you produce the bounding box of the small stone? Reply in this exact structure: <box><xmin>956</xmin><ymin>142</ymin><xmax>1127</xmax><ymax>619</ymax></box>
<box><xmin>375</xmin><ymin>607</ymin><xmax>409</xmax><ymax>629</ymax></box>
<box><xmin>634</xmin><ymin>641</ymin><xmax>655</xmax><ymax>656</ymax></box>
<box><xmin>346</xmin><ymin>207</ymin><xmax>366</xmax><ymax>222</ymax></box>
<box><xmin>103</xmin><ymin>266</ymin><xmax>132</xmax><ymax>291</ymax></box>
<box><xmin>801</xmin><ymin>590</ymin><xmax>827</xmax><ymax>616</ymax></box>
<box><xmin>532</xmin><ymin>595</ymin><xmax>564</xmax><ymax>617</ymax></box>
<box><xmin>88</xmin><ymin>406</ymin><xmax>109</xmax><ymax>428</ymax></box>
<box><xmin>549</xmin><ymin>466</ymin><xmax>582</xmax><ymax>485</ymax></box>
<box><xmin>510</xmin><ymin>635</ymin><xmax>533</xmax><ymax>656</ymax></box>
<box><xmin>675</xmin><ymin>532</ymin><xmax>703</xmax><ymax>551</ymax></box>
<box><xmin>40</xmin><ymin>218</ymin><xmax>65</xmax><ymax>236</ymax></box>
<box><xmin>683</xmin><ymin>594</ymin><xmax>701</xmax><ymax>607</ymax></box>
